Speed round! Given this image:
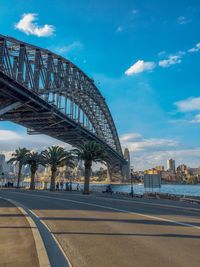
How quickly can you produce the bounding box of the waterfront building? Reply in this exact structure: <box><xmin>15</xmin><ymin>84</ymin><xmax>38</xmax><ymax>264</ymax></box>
<box><xmin>155</xmin><ymin>165</ymin><xmax>164</xmax><ymax>171</ymax></box>
<box><xmin>167</xmin><ymin>159</ymin><xmax>175</xmax><ymax>174</ymax></box>
<box><xmin>177</xmin><ymin>164</ymin><xmax>187</xmax><ymax>173</ymax></box>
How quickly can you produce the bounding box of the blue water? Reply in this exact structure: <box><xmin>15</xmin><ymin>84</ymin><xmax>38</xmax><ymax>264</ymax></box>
<box><xmin>14</xmin><ymin>181</ymin><xmax>200</xmax><ymax>197</ymax></box>
<box><xmin>89</xmin><ymin>183</ymin><xmax>200</xmax><ymax>197</ymax></box>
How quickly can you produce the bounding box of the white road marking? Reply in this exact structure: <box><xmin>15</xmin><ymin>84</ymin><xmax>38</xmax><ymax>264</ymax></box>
<box><xmin>6</xmin><ymin>196</ymin><xmax>72</xmax><ymax>267</ymax></box>
<box><xmin>29</xmin><ymin>209</ymin><xmax>72</xmax><ymax>267</ymax></box>
<box><xmin>4</xmin><ymin>191</ymin><xmax>200</xmax><ymax>231</ymax></box>
<box><xmin>5</xmin><ymin>198</ymin><xmax>51</xmax><ymax>267</ymax></box>
<box><xmin>98</xmin><ymin>195</ymin><xmax>200</xmax><ymax>212</ymax></box>
<box><xmin>25</xmin><ymin>190</ymin><xmax>200</xmax><ymax>212</ymax></box>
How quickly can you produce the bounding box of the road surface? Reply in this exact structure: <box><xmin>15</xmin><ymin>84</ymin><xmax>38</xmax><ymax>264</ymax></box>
<box><xmin>0</xmin><ymin>189</ymin><xmax>200</xmax><ymax>267</ymax></box>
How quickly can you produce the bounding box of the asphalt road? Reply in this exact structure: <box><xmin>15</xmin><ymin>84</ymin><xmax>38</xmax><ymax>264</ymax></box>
<box><xmin>0</xmin><ymin>189</ymin><xmax>200</xmax><ymax>267</ymax></box>
<box><xmin>0</xmin><ymin>197</ymin><xmax>39</xmax><ymax>267</ymax></box>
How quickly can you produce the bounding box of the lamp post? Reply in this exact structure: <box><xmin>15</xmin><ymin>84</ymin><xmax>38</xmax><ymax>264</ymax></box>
<box><xmin>130</xmin><ymin>168</ymin><xmax>134</xmax><ymax>197</ymax></box>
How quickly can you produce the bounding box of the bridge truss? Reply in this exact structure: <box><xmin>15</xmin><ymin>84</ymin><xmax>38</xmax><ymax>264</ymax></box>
<box><xmin>0</xmin><ymin>34</ymin><xmax>126</xmax><ymax>175</ymax></box>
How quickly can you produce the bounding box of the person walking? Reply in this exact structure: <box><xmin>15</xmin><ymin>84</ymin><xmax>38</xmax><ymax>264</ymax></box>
<box><xmin>65</xmin><ymin>182</ymin><xmax>69</xmax><ymax>191</ymax></box>
<box><xmin>60</xmin><ymin>181</ymin><xmax>64</xmax><ymax>190</ymax></box>
<box><xmin>69</xmin><ymin>181</ymin><xmax>72</xmax><ymax>192</ymax></box>
<box><xmin>76</xmin><ymin>183</ymin><xmax>80</xmax><ymax>192</ymax></box>
<box><xmin>56</xmin><ymin>182</ymin><xmax>59</xmax><ymax>190</ymax></box>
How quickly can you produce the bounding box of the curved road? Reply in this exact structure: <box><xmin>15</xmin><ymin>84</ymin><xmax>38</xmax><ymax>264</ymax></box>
<box><xmin>0</xmin><ymin>189</ymin><xmax>200</xmax><ymax>267</ymax></box>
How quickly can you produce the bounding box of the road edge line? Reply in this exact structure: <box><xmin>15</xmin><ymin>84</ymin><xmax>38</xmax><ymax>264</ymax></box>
<box><xmin>29</xmin><ymin>209</ymin><xmax>73</xmax><ymax>267</ymax></box>
<box><xmin>6</xmin><ymin>198</ymin><xmax>51</xmax><ymax>267</ymax></box>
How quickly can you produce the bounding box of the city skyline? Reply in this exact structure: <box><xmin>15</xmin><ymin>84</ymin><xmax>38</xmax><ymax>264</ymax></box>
<box><xmin>1</xmin><ymin>0</ymin><xmax>200</xmax><ymax>170</ymax></box>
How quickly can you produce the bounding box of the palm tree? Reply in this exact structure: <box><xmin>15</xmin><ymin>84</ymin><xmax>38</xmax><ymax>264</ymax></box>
<box><xmin>8</xmin><ymin>147</ymin><xmax>29</xmax><ymax>188</ymax></box>
<box><xmin>24</xmin><ymin>151</ymin><xmax>45</xmax><ymax>190</ymax></box>
<box><xmin>42</xmin><ymin>146</ymin><xmax>74</xmax><ymax>191</ymax></box>
<box><xmin>71</xmin><ymin>141</ymin><xmax>107</xmax><ymax>194</ymax></box>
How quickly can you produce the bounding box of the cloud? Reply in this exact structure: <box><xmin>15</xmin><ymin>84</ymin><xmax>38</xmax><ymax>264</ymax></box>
<box><xmin>51</xmin><ymin>41</ymin><xmax>83</xmax><ymax>56</ymax></box>
<box><xmin>188</xmin><ymin>42</ymin><xmax>200</xmax><ymax>53</ymax></box>
<box><xmin>120</xmin><ymin>133</ymin><xmax>178</xmax><ymax>152</ymax></box>
<box><xmin>159</xmin><ymin>55</ymin><xmax>181</xmax><ymax>68</ymax></box>
<box><xmin>131</xmin><ymin>9</ymin><xmax>139</xmax><ymax>15</ymax></box>
<box><xmin>116</xmin><ymin>26</ymin><xmax>123</xmax><ymax>32</ymax></box>
<box><xmin>174</xmin><ymin>97</ymin><xmax>200</xmax><ymax>112</ymax></box>
<box><xmin>158</xmin><ymin>51</ymin><xmax>166</xmax><ymax>57</ymax></box>
<box><xmin>177</xmin><ymin>16</ymin><xmax>191</xmax><ymax>25</ymax></box>
<box><xmin>15</xmin><ymin>13</ymin><xmax>55</xmax><ymax>37</ymax></box>
<box><xmin>120</xmin><ymin>134</ymin><xmax>200</xmax><ymax>171</ymax></box>
<box><xmin>131</xmin><ymin>148</ymin><xmax>200</xmax><ymax>171</ymax></box>
<box><xmin>0</xmin><ymin>130</ymin><xmax>20</xmax><ymax>141</ymax></box>
<box><xmin>190</xmin><ymin>113</ymin><xmax>200</xmax><ymax>123</ymax></box>
<box><xmin>120</xmin><ymin>133</ymin><xmax>142</xmax><ymax>142</ymax></box>
<box><xmin>0</xmin><ymin>129</ymin><xmax>69</xmax><ymax>159</ymax></box>
<box><xmin>125</xmin><ymin>60</ymin><xmax>156</xmax><ymax>75</ymax></box>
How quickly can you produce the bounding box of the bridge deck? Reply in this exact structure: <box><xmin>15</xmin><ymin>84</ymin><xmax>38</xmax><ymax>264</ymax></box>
<box><xmin>0</xmin><ymin>71</ymin><xmax>125</xmax><ymax>165</ymax></box>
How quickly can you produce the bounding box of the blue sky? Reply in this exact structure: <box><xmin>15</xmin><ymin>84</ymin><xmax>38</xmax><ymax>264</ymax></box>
<box><xmin>1</xmin><ymin>0</ymin><xmax>200</xmax><ymax>170</ymax></box>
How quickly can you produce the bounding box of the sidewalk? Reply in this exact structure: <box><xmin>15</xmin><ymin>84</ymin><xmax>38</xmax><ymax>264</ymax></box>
<box><xmin>0</xmin><ymin>198</ymin><xmax>40</xmax><ymax>267</ymax></box>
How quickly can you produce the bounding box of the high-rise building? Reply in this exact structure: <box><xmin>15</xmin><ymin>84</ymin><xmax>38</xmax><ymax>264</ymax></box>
<box><xmin>167</xmin><ymin>158</ymin><xmax>175</xmax><ymax>174</ymax></box>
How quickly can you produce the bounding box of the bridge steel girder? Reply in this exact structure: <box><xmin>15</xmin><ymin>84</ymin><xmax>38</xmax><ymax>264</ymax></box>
<box><xmin>0</xmin><ymin>34</ymin><xmax>126</xmax><ymax>169</ymax></box>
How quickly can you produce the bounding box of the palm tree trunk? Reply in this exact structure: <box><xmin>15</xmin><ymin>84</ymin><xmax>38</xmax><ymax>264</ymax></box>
<box><xmin>30</xmin><ymin>170</ymin><xmax>36</xmax><ymax>190</ymax></box>
<box><xmin>84</xmin><ymin>160</ymin><xmax>92</xmax><ymax>194</ymax></box>
<box><xmin>17</xmin><ymin>163</ymin><xmax>22</xmax><ymax>188</ymax></box>
<box><xmin>50</xmin><ymin>168</ymin><xmax>57</xmax><ymax>191</ymax></box>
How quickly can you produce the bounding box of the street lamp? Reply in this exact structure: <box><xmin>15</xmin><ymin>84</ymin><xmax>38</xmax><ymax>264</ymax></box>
<box><xmin>130</xmin><ymin>168</ymin><xmax>134</xmax><ymax>197</ymax></box>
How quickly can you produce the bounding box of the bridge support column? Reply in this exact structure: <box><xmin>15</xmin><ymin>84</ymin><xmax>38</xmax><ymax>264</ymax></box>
<box><xmin>106</xmin><ymin>164</ymin><xmax>112</xmax><ymax>183</ymax></box>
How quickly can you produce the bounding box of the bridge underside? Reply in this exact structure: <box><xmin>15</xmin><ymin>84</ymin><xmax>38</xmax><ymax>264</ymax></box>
<box><xmin>0</xmin><ymin>72</ymin><xmax>125</xmax><ymax>174</ymax></box>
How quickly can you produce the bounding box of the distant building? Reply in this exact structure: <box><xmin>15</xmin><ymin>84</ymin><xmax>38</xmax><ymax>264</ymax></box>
<box><xmin>155</xmin><ymin>165</ymin><xmax>164</xmax><ymax>171</ymax></box>
<box><xmin>144</xmin><ymin>168</ymin><xmax>161</xmax><ymax>175</ymax></box>
<box><xmin>167</xmin><ymin>159</ymin><xmax>175</xmax><ymax>174</ymax></box>
<box><xmin>0</xmin><ymin>154</ymin><xmax>12</xmax><ymax>174</ymax></box>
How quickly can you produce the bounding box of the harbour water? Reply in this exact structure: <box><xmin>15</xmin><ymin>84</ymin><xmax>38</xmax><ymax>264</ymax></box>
<box><xmin>89</xmin><ymin>183</ymin><xmax>200</xmax><ymax>196</ymax></box>
<box><xmin>20</xmin><ymin>182</ymin><xmax>200</xmax><ymax>197</ymax></box>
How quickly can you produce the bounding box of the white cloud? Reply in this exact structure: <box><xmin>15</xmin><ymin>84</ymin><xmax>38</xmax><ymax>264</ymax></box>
<box><xmin>0</xmin><ymin>130</ymin><xmax>20</xmax><ymax>141</ymax></box>
<box><xmin>131</xmin><ymin>9</ymin><xmax>139</xmax><ymax>14</ymax></box>
<box><xmin>159</xmin><ymin>55</ymin><xmax>181</xmax><ymax>68</ymax></box>
<box><xmin>190</xmin><ymin>114</ymin><xmax>200</xmax><ymax>123</ymax></box>
<box><xmin>177</xmin><ymin>16</ymin><xmax>191</xmax><ymax>25</ymax></box>
<box><xmin>158</xmin><ymin>51</ymin><xmax>166</xmax><ymax>57</ymax></box>
<box><xmin>125</xmin><ymin>60</ymin><xmax>156</xmax><ymax>75</ymax></box>
<box><xmin>175</xmin><ymin>97</ymin><xmax>200</xmax><ymax>112</ymax></box>
<box><xmin>51</xmin><ymin>41</ymin><xmax>83</xmax><ymax>55</ymax></box>
<box><xmin>120</xmin><ymin>133</ymin><xmax>178</xmax><ymax>152</ymax></box>
<box><xmin>0</xmin><ymin>129</ymin><xmax>69</xmax><ymax>159</ymax></box>
<box><xmin>120</xmin><ymin>133</ymin><xmax>142</xmax><ymax>142</ymax></box>
<box><xmin>116</xmin><ymin>26</ymin><xmax>123</xmax><ymax>32</ymax></box>
<box><xmin>188</xmin><ymin>42</ymin><xmax>200</xmax><ymax>53</ymax></box>
<box><xmin>15</xmin><ymin>13</ymin><xmax>55</xmax><ymax>37</ymax></box>
<box><xmin>131</xmin><ymin>148</ymin><xmax>200</xmax><ymax>171</ymax></box>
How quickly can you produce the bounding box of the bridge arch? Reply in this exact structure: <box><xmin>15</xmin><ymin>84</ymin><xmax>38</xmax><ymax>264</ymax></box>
<box><xmin>0</xmin><ymin>34</ymin><xmax>125</xmax><ymax>169</ymax></box>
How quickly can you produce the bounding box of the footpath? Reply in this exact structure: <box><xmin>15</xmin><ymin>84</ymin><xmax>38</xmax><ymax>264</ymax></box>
<box><xmin>0</xmin><ymin>197</ymin><xmax>41</xmax><ymax>267</ymax></box>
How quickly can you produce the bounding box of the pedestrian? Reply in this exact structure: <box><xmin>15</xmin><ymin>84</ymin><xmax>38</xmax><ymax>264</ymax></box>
<box><xmin>65</xmin><ymin>182</ymin><xmax>69</xmax><ymax>191</ymax></box>
<box><xmin>56</xmin><ymin>182</ymin><xmax>59</xmax><ymax>190</ymax></box>
<box><xmin>60</xmin><ymin>181</ymin><xmax>64</xmax><ymax>190</ymax></box>
<box><xmin>69</xmin><ymin>181</ymin><xmax>72</xmax><ymax>192</ymax></box>
<box><xmin>76</xmin><ymin>183</ymin><xmax>80</xmax><ymax>192</ymax></box>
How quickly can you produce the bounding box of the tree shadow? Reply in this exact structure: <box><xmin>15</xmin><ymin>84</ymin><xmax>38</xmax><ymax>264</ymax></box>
<box><xmin>52</xmin><ymin>231</ymin><xmax>200</xmax><ymax>239</ymax></box>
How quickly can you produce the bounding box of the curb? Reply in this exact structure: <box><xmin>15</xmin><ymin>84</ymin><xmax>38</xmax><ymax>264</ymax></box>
<box><xmin>29</xmin><ymin>209</ymin><xmax>73</xmax><ymax>267</ymax></box>
<box><xmin>5</xmin><ymin>198</ymin><xmax>51</xmax><ymax>267</ymax></box>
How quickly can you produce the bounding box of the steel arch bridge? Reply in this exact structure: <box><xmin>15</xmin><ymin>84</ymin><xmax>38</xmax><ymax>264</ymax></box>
<box><xmin>0</xmin><ymin>34</ymin><xmax>126</xmax><ymax>177</ymax></box>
